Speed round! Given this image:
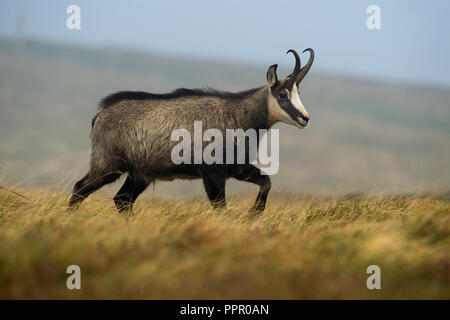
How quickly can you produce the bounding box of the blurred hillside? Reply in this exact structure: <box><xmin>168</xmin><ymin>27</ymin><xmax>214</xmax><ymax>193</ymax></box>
<box><xmin>0</xmin><ymin>38</ymin><xmax>449</xmax><ymax>196</ymax></box>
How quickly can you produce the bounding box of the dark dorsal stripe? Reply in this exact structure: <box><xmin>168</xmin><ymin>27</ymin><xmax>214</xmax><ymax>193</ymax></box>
<box><xmin>99</xmin><ymin>87</ymin><xmax>261</xmax><ymax>109</ymax></box>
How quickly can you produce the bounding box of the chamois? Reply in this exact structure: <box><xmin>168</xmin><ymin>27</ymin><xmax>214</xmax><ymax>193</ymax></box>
<box><xmin>69</xmin><ymin>48</ymin><xmax>314</xmax><ymax>213</ymax></box>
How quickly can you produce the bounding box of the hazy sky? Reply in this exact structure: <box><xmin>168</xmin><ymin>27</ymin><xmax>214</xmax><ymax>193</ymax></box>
<box><xmin>1</xmin><ymin>0</ymin><xmax>450</xmax><ymax>87</ymax></box>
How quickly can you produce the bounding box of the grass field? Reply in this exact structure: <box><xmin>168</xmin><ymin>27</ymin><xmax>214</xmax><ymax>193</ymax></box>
<box><xmin>0</xmin><ymin>187</ymin><xmax>448</xmax><ymax>299</ymax></box>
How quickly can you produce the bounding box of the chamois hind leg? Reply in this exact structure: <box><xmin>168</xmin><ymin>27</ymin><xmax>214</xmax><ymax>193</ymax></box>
<box><xmin>69</xmin><ymin>169</ymin><xmax>121</xmax><ymax>208</ymax></box>
<box><xmin>230</xmin><ymin>165</ymin><xmax>271</xmax><ymax>213</ymax></box>
<box><xmin>201</xmin><ymin>170</ymin><xmax>226</xmax><ymax>209</ymax></box>
<box><xmin>113</xmin><ymin>175</ymin><xmax>149</xmax><ymax>213</ymax></box>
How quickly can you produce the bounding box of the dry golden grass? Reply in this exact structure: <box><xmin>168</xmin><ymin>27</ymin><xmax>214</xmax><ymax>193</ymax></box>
<box><xmin>0</xmin><ymin>187</ymin><xmax>448</xmax><ymax>299</ymax></box>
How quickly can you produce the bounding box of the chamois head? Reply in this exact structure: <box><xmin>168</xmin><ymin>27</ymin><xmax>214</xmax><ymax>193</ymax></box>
<box><xmin>266</xmin><ymin>48</ymin><xmax>314</xmax><ymax>128</ymax></box>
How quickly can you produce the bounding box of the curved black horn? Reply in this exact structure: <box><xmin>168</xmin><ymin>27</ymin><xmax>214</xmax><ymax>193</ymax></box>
<box><xmin>296</xmin><ymin>48</ymin><xmax>314</xmax><ymax>84</ymax></box>
<box><xmin>286</xmin><ymin>49</ymin><xmax>301</xmax><ymax>87</ymax></box>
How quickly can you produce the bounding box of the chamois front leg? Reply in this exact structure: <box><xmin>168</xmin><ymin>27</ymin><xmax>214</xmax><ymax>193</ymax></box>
<box><xmin>201</xmin><ymin>170</ymin><xmax>227</xmax><ymax>209</ymax></box>
<box><xmin>230</xmin><ymin>165</ymin><xmax>271</xmax><ymax>213</ymax></box>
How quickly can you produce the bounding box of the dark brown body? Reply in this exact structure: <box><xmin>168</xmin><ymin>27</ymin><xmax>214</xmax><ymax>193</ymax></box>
<box><xmin>69</xmin><ymin>87</ymin><xmax>272</xmax><ymax>212</ymax></box>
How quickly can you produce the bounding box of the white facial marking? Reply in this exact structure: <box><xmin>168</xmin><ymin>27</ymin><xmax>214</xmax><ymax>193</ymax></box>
<box><xmin>267</xmin><ymin>90</ymin><xmax>295</xmax><ymax>126</ymax></box>
<box><xmin>267</xmin><ymin>83</ymin><xmax>310</xmax><ymax>129</ymax></box>
<box><xmin>291</xmin><ymin>83</ymin><xmax>309</xmax><ymax>119</ymax></box>
<box><xmin>267</xmin><ymin>88</ymin><xmax>304</xmax><ymax>128</ymax></box>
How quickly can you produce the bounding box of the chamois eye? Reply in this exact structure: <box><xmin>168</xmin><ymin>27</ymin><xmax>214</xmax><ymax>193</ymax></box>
<box><xmin>277</xmin><ymin>92</ymin><xmax>288</xmax><ymax>100</ymax></box>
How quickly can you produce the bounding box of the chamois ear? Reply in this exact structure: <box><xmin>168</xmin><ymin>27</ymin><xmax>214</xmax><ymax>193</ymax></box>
<box><xmin>266</xmin><ymin>64</ymin><xmax>279</xmax><ymax>87</ymax></box>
